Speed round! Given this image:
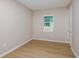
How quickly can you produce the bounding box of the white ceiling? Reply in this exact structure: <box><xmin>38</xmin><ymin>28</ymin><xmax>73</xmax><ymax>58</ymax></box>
<box><xmin>17</xmin><ymin>0</ymin><xmax>71</xmax><ymax>11</ymax></box>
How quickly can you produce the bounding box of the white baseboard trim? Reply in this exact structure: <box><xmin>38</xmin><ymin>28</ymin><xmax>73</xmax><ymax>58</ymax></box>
<box><xmin>0</xmin><ymin>39</ymin><xmax>32</xmax><ymax>57</ymax></box>
<box><xmin>70</xmin><ymin>46</ymin><xmax>78</xmax><ymax>58</ymax></box>
<box><xmin>32</xmin><ymin>38</ymin><xmax>70</xmax><ymax>44</ymax></box>
<box><xmin>69</xmin><ymin>42</ymin><xmax>78</xmax><ymax>58</ymax></box>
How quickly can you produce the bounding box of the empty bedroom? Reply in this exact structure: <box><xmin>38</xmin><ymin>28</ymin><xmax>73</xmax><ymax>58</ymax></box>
<box><xmin>0</xmin><ymin>0</ymin><xmax>79</xmax><ymax>58</ymax></box>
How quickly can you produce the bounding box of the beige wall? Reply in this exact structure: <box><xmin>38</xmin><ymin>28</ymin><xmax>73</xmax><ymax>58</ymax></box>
<box><xmin>0</xmin><ymin>0</ymin><xmax>32</xmax><ymax>55</ymax></box>
<box><xmin>72</xmin><ymin>0</ymin><xmax>79</xmax><ymax>57</ymax></box>
<box><xmin>32</xmin><ymin>8</ymin><xmax>69</xmax><ymax>43</ymax></box>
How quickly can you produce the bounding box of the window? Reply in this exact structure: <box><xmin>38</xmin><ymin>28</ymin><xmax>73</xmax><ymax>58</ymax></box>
<box><xmin>44</xmin><ymin>16</ymin><xmax>54</xmax><ymax>32</ymax></box>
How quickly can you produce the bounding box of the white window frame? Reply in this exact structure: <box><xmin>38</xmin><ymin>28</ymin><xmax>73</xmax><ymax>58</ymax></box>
<box><xmin>43</xmin><ymin>15</ymin><xmax>54</xmax><ymax>32</ymax></box>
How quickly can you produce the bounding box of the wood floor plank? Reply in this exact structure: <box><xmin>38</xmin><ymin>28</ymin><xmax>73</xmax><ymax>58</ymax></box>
<box><xmin>2</xmin><ymin>40</ymin><xmax>75</xmax><ymax>58</ymax></box>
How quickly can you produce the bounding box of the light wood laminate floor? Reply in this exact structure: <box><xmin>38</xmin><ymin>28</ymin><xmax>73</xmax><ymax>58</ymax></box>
<box><xmin>3</xmin><ymin>40</ymin><xmax>75</xmax><ymax>58</ymax></box>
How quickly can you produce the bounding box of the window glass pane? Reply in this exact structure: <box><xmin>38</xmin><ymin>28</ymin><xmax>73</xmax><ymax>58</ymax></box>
<box><xmin>44</xmin><ymin>23</ymin><xmax>50</xmax><ymax>27</ymax></box>
<box><xmin>44</xmin><ymin>16</ymin><xmax>53</xmax><ymax>22</ymax></box>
